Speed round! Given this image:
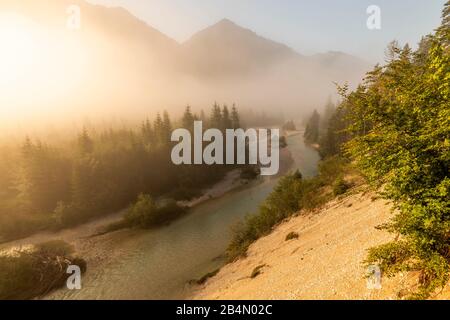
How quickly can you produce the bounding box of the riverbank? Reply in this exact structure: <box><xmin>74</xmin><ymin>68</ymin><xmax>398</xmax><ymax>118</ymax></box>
<box><xmin>192</xmin><ymin>188</ymin><xmax>393</xmax><ymax>299</ymax></box>
<box><xmin>191</xmin><ymin>187</ymin><xmax>450</xmax><ymax>300</ymax></box>
<box><xmin>3</xmin><ymin>131</ymin><xmax>300</xmax><ymax>247</ymax></box>
<box><xmin>178</xmin><ymin>170</ymin><xmax>244</xmax><ymax>208</ymax></box>
<box><xmin>1</xmin><ymin>131</ymin><xmax>317</xmax><ymax>299</ymax></box>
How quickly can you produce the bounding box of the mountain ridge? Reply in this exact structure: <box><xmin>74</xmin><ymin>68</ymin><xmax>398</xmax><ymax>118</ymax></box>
<box><xmin>2</xmin><ymin>0</ymin><xmax>372</xmax><ymax>124</ymax></box>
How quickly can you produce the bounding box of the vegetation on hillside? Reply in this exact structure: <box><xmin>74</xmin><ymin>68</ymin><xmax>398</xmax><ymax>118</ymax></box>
<box><xmin>228</xmin><ymin>2</ymin><xmax>449</xmax><ymax>299</ymax></box>
<box><xmin>227</xmin><ymin>157</ymin><xmax>354</xmax><ymax>261</ymax></box>
<box><xmin>319</xmin><ymin>1</ymin><xmax>449</xmax><ymax>299</ymax></box>
<box><xmin>282</xmin><ymin>120</ymin><xmax>297</xmax><ymax>131</ymax></box>
<box><xmin>304</xmin><ymin>110</ymin><xmax>321</xmax><ymax>144</ymax></box>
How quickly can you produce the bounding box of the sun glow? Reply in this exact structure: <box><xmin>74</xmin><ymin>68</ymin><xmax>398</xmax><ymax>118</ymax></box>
<box><xmin>0</xmin><ymin>13</ymin><xmax>37</xmax><ymax>86</ymax></box>
<box><xmin>0</xmin><ymin>12</ymin><xmax>93</xmax><ymax>126</ymax></box>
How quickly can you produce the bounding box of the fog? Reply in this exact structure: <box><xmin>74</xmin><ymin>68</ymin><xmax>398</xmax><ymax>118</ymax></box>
<box><xmin>0</xmin><ymin>0</ymin><xmax>371</xmax><ymax>134</ymax></box>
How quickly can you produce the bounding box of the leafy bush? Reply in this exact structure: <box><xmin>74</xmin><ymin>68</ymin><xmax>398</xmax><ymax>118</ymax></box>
<box><xmin>279</xmin><ymin>136</ymin><xmax>288</xmax><ymax>148</ymax></box>
<box><xmin>240</xmin><ymin>166</ymin><xmax>261</xmax><ymax>180</ymax></box>
<box><xmin>333</xmin><ymin>177</ymin><xmax>350</xmax><ymax>196</ymax></box>
<box><xmin>250</xmin><ymin>265</ymin><xmax>266</xmax><ymax>278</ymax></box>
<box><xmin>285</xmin><ymin>232</ymin><xmax>299</xmax><ymax>241</ymax></box>
<box><xmin>0</xmin><ymin>240</ymin><xmax>86</xmax><ymax>300</ymax></box>
<box><xmin>123</xmin><ymin>194</ymin><xmax>187</xmax><ymax>229</ymax></box>
<box><xmin>227</xmin><ymin>157</ymin><xmax>351</xmax><ymax>261</ymax></box>
<box><xmin>342</xmin><ymin>3</ymin><xmax>450</xmax><ymax>298</ymax></box>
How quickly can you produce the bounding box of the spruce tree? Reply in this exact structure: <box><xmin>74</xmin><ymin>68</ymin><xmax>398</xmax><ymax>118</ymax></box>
<box><xmin>221</xmin><ymin>105</ymin><xmax>232</xmax><ymax>131</ymax></box>
<box><xmin>210</xmin><ymin>103</ymin><xmax>222</xmax><ymax>129</ymax></box>
<box><xmin>231</xmin><ymin>104</ymin><xmax>240</xmax><ymax>129</ymax></box>
<box><xmin>304</xmin><ymin>110</ymin><xmax>320</xmax><ymax>144</ymax></box>
<box><xmin>182</xmin><ymin>106</ymin><xmax>195</xmax><ymax>131</ymax></box>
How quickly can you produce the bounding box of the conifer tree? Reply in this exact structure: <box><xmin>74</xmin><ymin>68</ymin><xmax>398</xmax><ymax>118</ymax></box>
<box><xmin>221</xmin><ymin>105</ymin><xmax>232</xmax><ymax>131</ymax></box>
<box><xmin>231</xmin><ymin>104</ymin><xmax>240</xmax><ymax>129</ymax></box>
<box><xmin>210</xmin><ymin>103</ymin><xmax>222</xmax><ymax>129</ymax></box>
<box><xmin>162</xmin><ymin>111</ymin><xmax>172</xmax><ymax>145</ymax></box>
<box><xmin>78</xmin><ymin>128</ymin><xmax>94</xmax><ymax>155</ymax></box>
<box><xmin>182</xmin><ymin>106</ymin><xmax>195</xmax><ymax>131</ymax></box>
<box><xmin>304</xmin><ymin>110</ymin><xmax>320</xmax><ymax>144</ymax></box>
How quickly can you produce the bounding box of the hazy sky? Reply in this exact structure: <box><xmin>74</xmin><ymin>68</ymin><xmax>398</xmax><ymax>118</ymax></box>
<box><xmin>87</xmin><ymin>0</ymin><xmax>446</xmax><ymax>62</ymax></box>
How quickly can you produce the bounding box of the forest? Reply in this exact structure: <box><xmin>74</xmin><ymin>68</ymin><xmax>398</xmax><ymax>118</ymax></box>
<box><xmin>0</xmin><ymin>104</ymin><xmax>259</xmax><ymax>242</ymax></box>
<box><xmin>0</xmin><ymin>0</ymin><xmax>448</xmax><ymax>301</ymax></box>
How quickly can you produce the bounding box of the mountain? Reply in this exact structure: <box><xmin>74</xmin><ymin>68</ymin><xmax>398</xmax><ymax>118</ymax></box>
<box><xmin>179</xmin><ymin>19</ymin><xmax>371</xmax><ymax>113</ymax></box>
<box><xmin>181</xmin><ymin>19</ymin><xmax>371</xmax><ymax>83</ymax></box>
<box><xmin>311</xmin><ymin>51</ymin><xmax>372</xmax><ymax>82</ymax></box>
<box><xmin>181</xmin><ymin>19</ymin><xmax>301</xmax><ymax>77</ymax></box>
<box><xmin>1</xmin><ymin>0</ymin><xmax>372</xmax><ymax>126</ymax></box>
<box><xmin>2</xmin><ymin>0</ymin><xmax>181</xmax><ymax>124</ymax></box>
<box><xmin>3</xmin><ymin>0</ymin><xmax>178</xmax><ymax>51</ymax></box>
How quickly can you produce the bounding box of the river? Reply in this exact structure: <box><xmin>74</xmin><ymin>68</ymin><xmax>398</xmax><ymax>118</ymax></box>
<box><xmin>46</xmin><ymin>132</ymin><xmax>320</xmax><ymax>300</ymax></box>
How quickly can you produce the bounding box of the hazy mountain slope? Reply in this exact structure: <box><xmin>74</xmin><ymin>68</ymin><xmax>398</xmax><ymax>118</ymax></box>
<box><xmin>311</xmin><ymin>51</ymin><xmax>373</xmax><ymax>84</ymax></box>
<box><xmin>179</xmin><ymin>19</ymin><xmax>371</xmax><ymax>115</ymax></box>
<box><xmin>3</xmin><ymin>0</ymin><xmax>177</xmax><ymax>51</ymax></box>
<box><xmin>1</xmin><ymin>0</ymin><xmax>371</xmax><ymax>127</ymax></box>
<box><xmin>2</xmin><ymin>0</ymin><xmax>182</xmax><ymax>126</ymax></box>
<box><xmin>181</xmin><ymin>19</ymin><xmax>301</xmax><ymax>77</ymax></box>
<box><xmin>181</xmin><ymin>19</ymin><xmax>371</xmax><ymax>82</ymax></box>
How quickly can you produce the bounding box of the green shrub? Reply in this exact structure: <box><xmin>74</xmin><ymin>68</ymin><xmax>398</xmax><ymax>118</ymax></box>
<box><xmin>0</xmin><ymin>240</ymin><xmax>86</xmax><ymax>300</ymax></box>
<box><xmin>240</xmin><ymin>166</ymin><xmax>260</xmax><ymax>180</ymax></box>
<box><xmin>52</xmin><ymin>202</ymin><xmax>80</xmax><ymax>228</ymax></box>
<box><xmin>317</xmin><ymin>157</ymin><xmax>349</xmax><ymax>185</ymax></box>
<box><xmin>227</xmin><ymin>157</ymin><xmax>350</xmax><ymax>261</ymax></box>
<box><xmin>333</xmin><ymin>177</ymin><xmax>350</xmax><ymax>196</ymax></box>
<box><xmin>250</xmin><ymin>265</ymin><xmax>266</xmax><ymax>278</ymax></box>
<box><xmin>341</xmin><ymin>4</ymin><xmax>450</xmax><ymax>298</ymax></box>
<box><xmin>116</xmin><ymin>194</ymin><xmax>187</xmax><ymax>229</ymax></box>
<box><xmin>285</xmin><ymin>232</ymin><xmax>299</xmax><ymax>241</ymax></box>
<box><xmin>279</xmin><ymin>136</ymin><xmax>288</xmax><ymax>148</ymax></box>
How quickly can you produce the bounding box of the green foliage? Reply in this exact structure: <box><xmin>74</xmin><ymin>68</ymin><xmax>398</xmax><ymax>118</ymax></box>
<box><xmin>0</xmin><ymin>214</ymin><xmax>53</xmax><ymax>243</ymax></box>
<box><xmin>123</xmin><ymin>194</ymin><xmax>187</xmax><ymax>229</ymax></box>
<box><xmin>0</xmin><ymin>241</ymin><xmax>86</xmax><ymax>300</ymax></box>
<box><xmin>319</xmin><ymin>106</ymin><xmax>349</xmax><ymax>158</ymax></box>
<box><xmin>282</xmin><ymin>120</ymin><xmax>296</xmax><ymax>131</ymax></box>
<box><xmin>333</xmin><ymin>177</ymin><xmax>350</xmax><ymax>196</ymax></box>
<box><xmin>279</xmin><ymin>136</ymin><xmax>288</xmax><ymax>148</ymax></box>
<box><xmin>285</xmin><ymin>232</ymin><xmax>299</xmax><ymax>241</ymax></box>
<box><xmin>0</xmin><ymin>104</ymin><xmax>245</xmax><ymax>241</ymax></box>
<box><xmin>250</xmin><ymin>265</ymin><xmax>266</xmax><ymax>278</ymax></box>
<box><xmin>17</xmin><ymin>139</ymin><xmax>71</xmax><ymax>214</ymax></box>
<box><xmin>227</xmin><ymin>156</ymin><xmax>350</xmax><ymax>261</ymax></box>
<box><xmin>231</xmin><ymin>104</ymin><xmax>241</xmax><ymax>129</ymax></box>
<box><xmin>342</xmin><ymin>2</ymin><xmax>450</xmax><ymax>298</ymax></box>
<box><xmin>240</xmin><ymin>165</ymin><xmax>260</xmax><ymax>180</ymax></box>
<box><xmin>304</xmin><ymin>110</ymin><xmax>321</xmax><ymax>144</ymax></box>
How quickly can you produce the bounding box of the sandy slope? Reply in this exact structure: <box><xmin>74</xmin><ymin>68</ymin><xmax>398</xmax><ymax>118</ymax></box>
<box><xmin>193</xmin><ymin>191</ymin><xmax>411</xmax><ymax>300</ymax></box>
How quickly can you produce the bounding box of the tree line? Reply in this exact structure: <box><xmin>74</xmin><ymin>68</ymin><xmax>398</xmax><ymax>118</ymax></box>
<box><xmin>0</xmin><ymin>104</ymin><xmax>250</xmax><ymax>241</ymax></box>
<box><xmin>309</xmin><ymin>1</ymin><xmax>449</xmax><ymax>299</ymax></box>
